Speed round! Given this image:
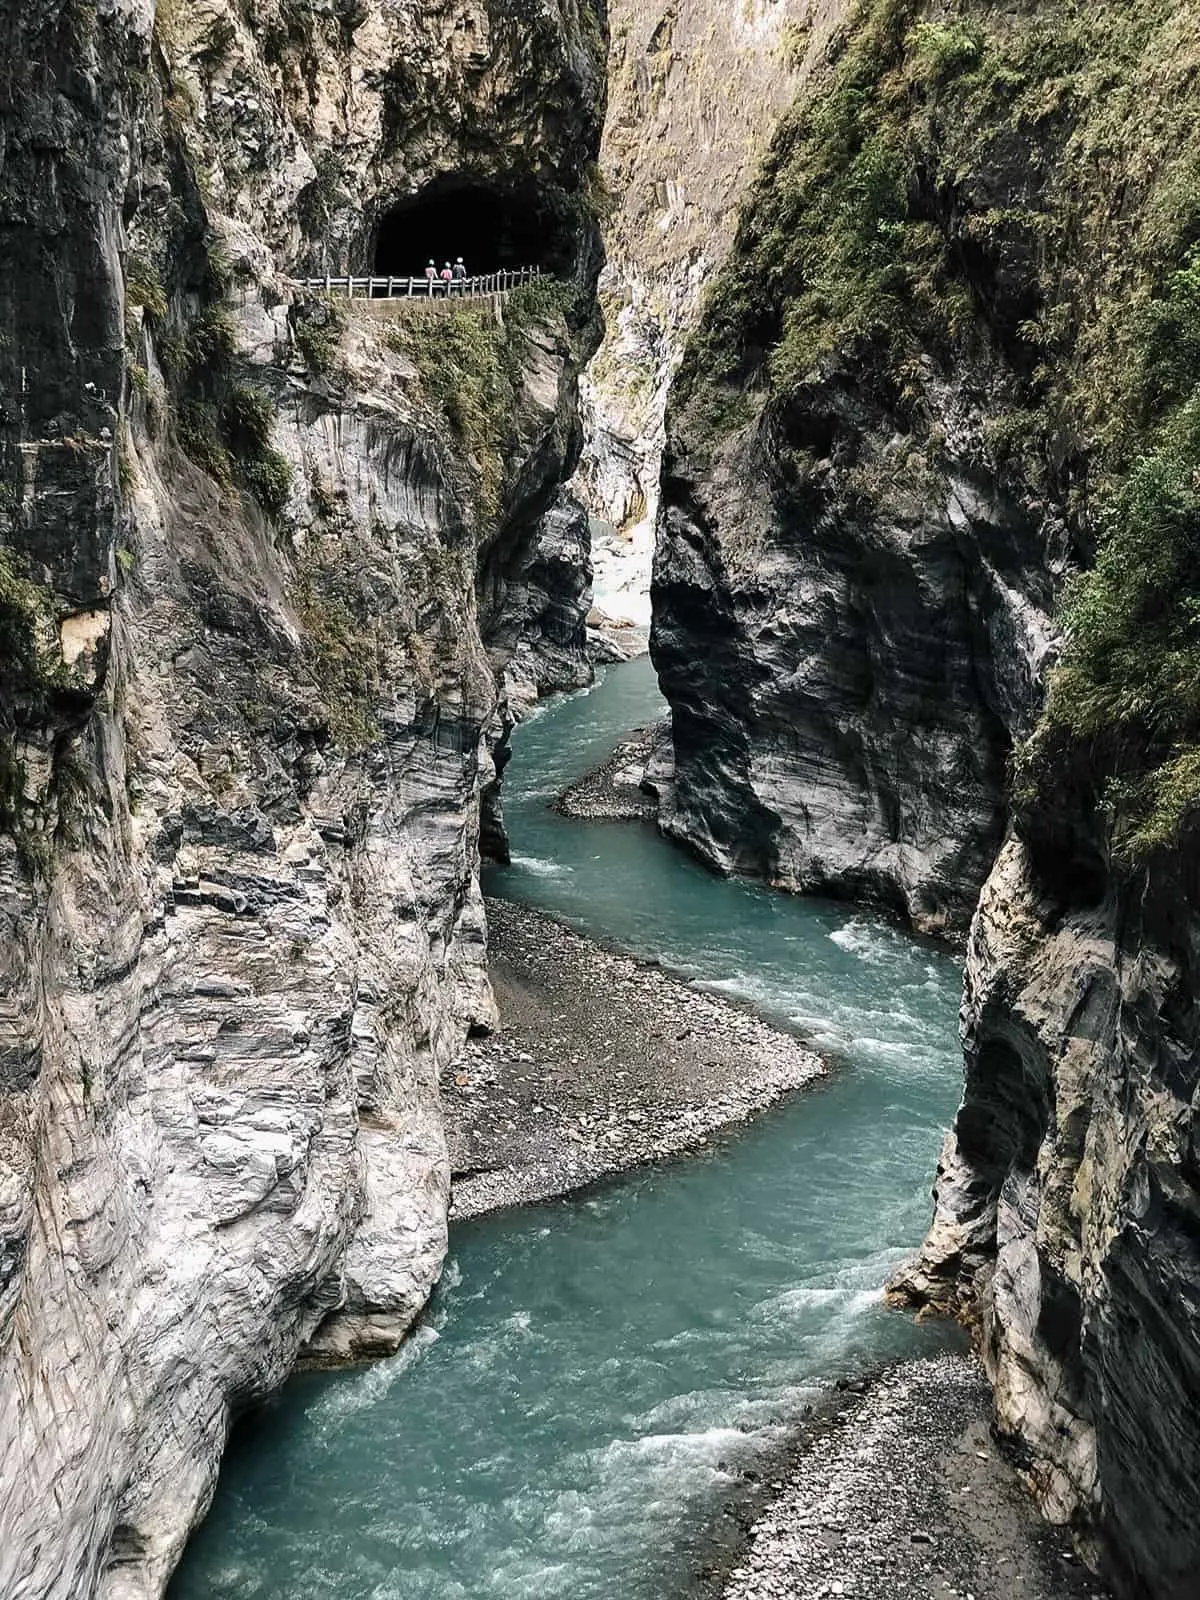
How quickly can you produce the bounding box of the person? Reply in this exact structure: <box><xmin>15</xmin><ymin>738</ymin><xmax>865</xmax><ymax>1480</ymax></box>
<box><xmin>452</xmin><ymin>256</ymin><xmax>467</xmax><ymax>294</ymax></box>
<box><xmin>440</xmin><ymin>261</ymin><xmax>453</xmax><ymax>295</ymax></box>
<box><xmin>424</xmin><ymin>258</ymin><xmax>437</xmax><ymax>294</ymax></box>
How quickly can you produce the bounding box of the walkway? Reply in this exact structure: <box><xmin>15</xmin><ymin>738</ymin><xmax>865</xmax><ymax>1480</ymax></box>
<box><xmin>292</xmin><ymin>266</ymin><xmax>543</xmax><ymax>300</ymax></box>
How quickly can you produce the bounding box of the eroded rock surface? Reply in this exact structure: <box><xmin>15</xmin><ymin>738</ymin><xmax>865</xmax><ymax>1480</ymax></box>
<box><xmin>575</xmin><ymin>0</ymin><xmax>850</xmax><ymax>629</ymax></box>
<box><xmin>893</xmin><ymin>834</ymin><xmax>1200</xmax><ymax>1600</ymax></box>
<box><xmin>653</xmin><ymin>364</ymin><xmax>1061</xmax><ymax>937</ymax></box>
<box><xmin>0</xmin><ymin>1</ymin><xmax>604</xmax><ymax>1594</ymax></box>
<box><xmin>652</xmin><ymin>3</ymin><xmax>1200</xmax><ymax>1594</ymax></box>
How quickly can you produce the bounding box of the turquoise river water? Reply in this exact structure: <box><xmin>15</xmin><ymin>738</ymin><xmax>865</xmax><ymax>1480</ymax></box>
<box><xmin>170</xmin><ymin>656</ymin><xmax>966</xmax><ymax>1600</ymax></box>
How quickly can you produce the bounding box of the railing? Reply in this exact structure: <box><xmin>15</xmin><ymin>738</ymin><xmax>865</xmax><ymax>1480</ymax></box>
<box><xmin>291</xmin><ymin>266</ymin><xmax>543</xmax><ymax>300</ymax></box>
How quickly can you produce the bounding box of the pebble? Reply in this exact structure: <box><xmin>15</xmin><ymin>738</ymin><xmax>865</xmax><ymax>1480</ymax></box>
<box><xmin>714</xmin><ymin>1359</ymin><xmax>1111</xmax><ymax>1600</ymax></box>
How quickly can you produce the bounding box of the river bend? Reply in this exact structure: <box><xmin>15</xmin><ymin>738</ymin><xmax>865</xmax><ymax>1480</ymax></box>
<box><xmin>170</xmin><ymin>657</ymin><xmax>964</xmax><ymax>1600</ymax></box>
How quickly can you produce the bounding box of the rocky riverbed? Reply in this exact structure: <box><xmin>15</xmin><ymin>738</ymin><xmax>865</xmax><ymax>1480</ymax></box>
<box><xmin>554</xmin><ymin>721</ymin><xmax>662</xmax><ymax>820</ymax></box>
<box><xmin>448</xmin><ymin>713</ymin><xmax>1111</xmax><ymax>1600</ymax></box>
<box><xmin>716</xmin><ymin>1355</ymin><xmax>1110</xmax><ymax>1600</ymax></box>
<box><xmin>441</xmin><ymin>897</ymin><xmax>825</xmax><ymax>1217</ymax></box>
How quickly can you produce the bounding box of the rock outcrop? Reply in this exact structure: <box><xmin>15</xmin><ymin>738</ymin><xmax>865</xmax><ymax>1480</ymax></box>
<box><xmin>575</xmin><ymin>0</ymin><xmax>848</xmax><ymax>630</ymax></box>
<box><xmin>0</xmin><ymin>1</ymin><xmax>603</xmax><ymax>1595</ymax></box>
<box><xmin>479</xmin><ymin>485</ymin><xmax>595</xmax><ymax>862</ymax></box>
<box><xmin>894</xmin><ymin>828</ymin><xmax>1200</xmax><ymax>1600</ymax></box>
<box><xmin>653</xmin><ymin>359</ymin><xmax>1060</xmax><ymax>936</ymax></box>
<box><xmin>654</xmin><ymin>1</ymin><xmax>1200</xmax><ymax>1593</ymax></box>
<box><xmin>650</xmin><ymin>0</ymin><xmax>1081</xmax><ymax>938</ymax></box>
<box><xmin>486</xmin><ymin>485</ymin><xmax>594</xmax><ymax>722</ymax></box>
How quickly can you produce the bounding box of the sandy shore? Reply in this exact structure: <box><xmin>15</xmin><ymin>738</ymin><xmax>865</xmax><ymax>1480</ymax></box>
<box><xmin>440</xmin><ymin>896</ymin><xmax>825</xmax><ymax>1217</ymax></box>
<box><xmin>714</xmin><ymin>1354</ymin><xmax>1109</xmax><ymax>1600</ymax></box>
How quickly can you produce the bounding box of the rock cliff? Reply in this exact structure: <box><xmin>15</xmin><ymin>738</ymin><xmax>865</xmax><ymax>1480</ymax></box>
<box><xmin>896</xmin><ymin>830</ymin><xmax>1200</xmax><ymax>1600</ymax></box>
<box><xmin>575</xmin><ymin>0</ymin><xmax>848</xmax><ymax>631</ymax></box>
<box><xmin>656</xmin><ymin>0</ymin><xmax>1200</xmax><ymax>1593</ymax></box>
<box><xmin>651</xmin><ymin>0</ymin><xmax>1082</xmax><ymax>936</ymax></box>
<box><xmin>0</xmin><ymin>1</ymin><xmax>603</xmax><ymax>1595</ymax></box>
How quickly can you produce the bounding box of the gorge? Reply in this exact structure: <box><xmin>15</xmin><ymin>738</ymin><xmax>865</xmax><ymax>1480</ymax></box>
<box><xmin>167</xmin><ymin>656</ymin><xmax>971</xmax><ymax>1599</ymax></box>
<box><xmin>1</xmin><ymin>1</ymin><xmax>1199</xmax><ymax>1599</ymax></box>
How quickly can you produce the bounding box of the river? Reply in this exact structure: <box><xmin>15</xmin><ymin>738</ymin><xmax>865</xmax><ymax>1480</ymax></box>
<box><xmin>169</xmin><ymin>656</ymin><xmax>965</xmax><ymax>1600</ymax></box>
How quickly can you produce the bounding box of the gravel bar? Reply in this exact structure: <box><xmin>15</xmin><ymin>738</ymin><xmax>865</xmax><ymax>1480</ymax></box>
<box><xmin>554</xmin><ymin>722</ymin><xmax>662</xmax><ymax>820</ymax></box>
<box><xmin>716</xmin><ymin>1354</ymin><xmax>1110</xmax><ymax>1600</ymax></box>
<box><xmin>442</xmin><ymin>897</ymin><xmax>825</xmax><ymax>1218</ymax></box>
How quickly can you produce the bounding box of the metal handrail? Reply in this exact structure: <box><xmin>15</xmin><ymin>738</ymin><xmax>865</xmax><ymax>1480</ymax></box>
<box><xmin>290</xmin><ymin>266</ymin><xmax>544</xmax><ymax>300</ymax></box>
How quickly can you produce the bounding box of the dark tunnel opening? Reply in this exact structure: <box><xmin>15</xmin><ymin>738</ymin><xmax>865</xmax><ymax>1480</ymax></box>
<box><xmin>372</xmin><ymin>178</ymin><xmax>577</xmax><ymax>280</ymax></box>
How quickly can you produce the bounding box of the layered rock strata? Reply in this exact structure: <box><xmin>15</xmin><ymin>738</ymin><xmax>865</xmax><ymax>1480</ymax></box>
<box><xmin>575</xmin><ymin>0</ymin><xmax>849</xmax><ymax>627</ymax></box>
<box><xmin>654</xmin><ymin>2</ymin><xmax>1200</xmax><ymax>1594</ymax></box>
<box><xmin>652</xmin><ymin>355</ymin><xmax>1060</xmax><ymax>937</ymax></box>
<box><xmin>0</xmin><ymin>1</ymin><xmax>603</xmax><ymax>1595</ymax></box>
<box><xmin>894</xmin><ymin>832</ymin><xmax>1200</xmax><ymax>1600</ymax></box>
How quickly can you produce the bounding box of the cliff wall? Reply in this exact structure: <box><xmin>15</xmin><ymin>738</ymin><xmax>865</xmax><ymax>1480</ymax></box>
<box><xmin>656</xmin><ymin>1</ymin><xmax>1200</xmax><ymax>1592</ymax></box>
<box><xmin>575</xmin><ymin>0</ymin><xmax>849</xmax><ymax>628</ymax></box>
<box><xmin>0</xmin><ymin>2</ymin><xmax>603</xmax><ymax>1595</ymax></box>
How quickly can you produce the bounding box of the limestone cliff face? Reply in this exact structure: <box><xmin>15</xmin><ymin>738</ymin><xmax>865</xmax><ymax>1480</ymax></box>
<box><xmin>655</xmin><ymin>1</ymin><xmax>1200</xmax><ymax>1593</ymax></box>
<box><xmin>0</xmin><ymin>2</ymin><xmax>603</xmax><ymax>1596</ymax></box>
<box><xmin>895</xmin><ymin>830</ymin><xmax>1200</xmax><ymax>1600</ymax></box>
<box><xmin>653</xmin><ymin>357</ymin><xmax>1060</xmax><ymax>935</ymax></box>
<box><xmin>575</xmin><ymin>0</ymin><xmax>848</xmax><ymax>626</ymax></box>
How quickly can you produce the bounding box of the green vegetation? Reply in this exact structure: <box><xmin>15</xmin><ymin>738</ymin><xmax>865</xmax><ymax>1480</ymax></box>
<box><xmin>292</xmin><ymin>567</ymin><xmax>381</xmax><ymax>750</ymax></box>
<box><xmin>0</xmin><ymin>549</ymin><xmax>57</xmax><ymax>707</ymax></box>
<box><xmin>221</xmin><ymin>384</ymin><xmax>293</xmax><ymax>516</ymax></box>
<box><xmin>385</xmin><ymin>287</ymin><xmax>570</xmax><ymax>516</ymax></box>
<box><xmin>508</xmin><ymin>276</ymin><xmax>576</xmax><ymax>325</ymax></box>
<box><xmin>1036</xmin><ymin>391</ymin><xmax>1200</xmax><ymax>855</ymax></box>
<box><xmin>680</xmin><ymin>0</ymin><xmax>1200</xmax><ymax>860</ymax></box>
<box><xmin>176</xmin><ymin>398</ymin><xmax>232</xmax><ymax>485</ymax></box>
<box><xmin>387</xmin><ymin>304</ymin><xmax>514</xmax><ymax>514</ymax></box>
<box><xmin>126</xmin><ymin>252</ymin><xmax>168</xmax><ymax>323</ymax></box>
<box><xmin>293</xmin><ymin>297</ymin><xmax>347</xmax><ymax>379</ymax></box>
<box><xmin>0</xmin><ymin>548</ymin><xmax>66</xmax><ymax>874</ymax></box>
<box><xmin>778</xmin><ymin>18</ymin><xmax>813</xmax><ymax>71</ymax></box>
<box><xmin>164</xmin><ymin>307</ymin><xmax>292</xmax><ymax>516</ymax></box>
<box><xmin>179</xmin><ymin>304</ymin><xmax>238</xmax><ymax>379</ymax></box>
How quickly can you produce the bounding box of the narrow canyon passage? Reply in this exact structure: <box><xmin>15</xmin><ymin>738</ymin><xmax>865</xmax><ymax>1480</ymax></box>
<box><xmin>168</xmin><ymin>659</ymin><xmax>966</xmax><ymax>1600</ymax></box>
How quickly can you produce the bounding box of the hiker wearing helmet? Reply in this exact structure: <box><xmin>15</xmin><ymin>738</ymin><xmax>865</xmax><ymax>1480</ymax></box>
<box><xmin>452</xmin><ymin>256</ymin><xmax>467</xmax><ymax>294</ymax></box>
<box><xmin>424</xmin><ymin>258</ymin><xmax>437</xmax><ymax>295</ymax></box>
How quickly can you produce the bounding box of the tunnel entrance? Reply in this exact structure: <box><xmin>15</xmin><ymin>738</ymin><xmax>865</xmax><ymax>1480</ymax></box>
<box><xmin>372</xmin><ymin>178</ymin><xmax>575</xmax><ymax>281</ymax></box>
